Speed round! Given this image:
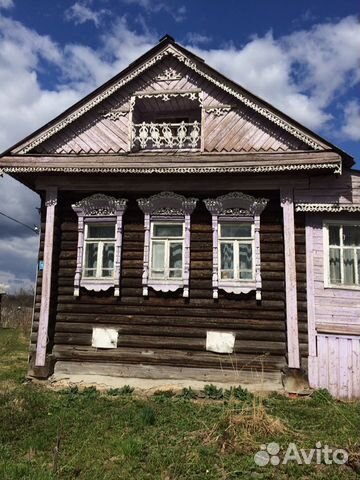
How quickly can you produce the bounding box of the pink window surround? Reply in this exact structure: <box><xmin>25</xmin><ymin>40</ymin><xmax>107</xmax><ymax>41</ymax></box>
<box><xmin>72</xmin><ymin>194</ymin><xmax>127</xmax><ymax>297</ymax></box>
<box><xmin>204</xmin><ymin>192</ymin><xmax>268</xmax><ymax>300</ymax></box>
<box><xmin>137</xmin><ymin>192</ymin><xmax>198</xmax><ymax>297</ymax></box>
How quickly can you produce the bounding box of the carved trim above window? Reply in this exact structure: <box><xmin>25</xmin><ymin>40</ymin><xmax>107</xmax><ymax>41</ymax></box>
<box><xmin>137</xmin><ymin>192</ymin><xmax>198</xmax><ymax>297</ymax></box>
<box><xmin>72</xmin><ymin>194</ymin><xmax>127</xmax><ymax>297</ymax></box>
<box><xmin>204</xmin><ymin>192</ymin><xmax>268</xmax><ymax>300</ymax></box>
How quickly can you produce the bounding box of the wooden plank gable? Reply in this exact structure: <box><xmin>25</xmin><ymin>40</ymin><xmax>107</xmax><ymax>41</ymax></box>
<box><xmin>34</xmin><ymin>55</ymin><xmax>311</xmax><ymax>155</ymax></box>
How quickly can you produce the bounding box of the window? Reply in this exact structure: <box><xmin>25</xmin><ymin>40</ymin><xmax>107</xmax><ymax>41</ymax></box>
<box><xmin>326</xmin><ymin>223</ymin><xmax>360</xmax><ymax>287</ymax></box>
<box><xmin>72</xmin><ymin>194</ymin><xmax>127</xmax><ymax>296</ymax></box>
<box><xmin>204</xmin><ymin>192</ymin><xmax>268</xmax><ymax>299</ymax></box>
<box><xmin>84</xmin><ymin>224</ymin><xmax>116</xmax><ymax>279</ymax></box>
<box><xmin>219</xmin><ymin>223</ymin><xmax>254</xmax><ymax>281</ymax></box>
<box><xmin>150</xmin><ymin>223</ymin><xmax>184</xmax><ymax>280</ymax></box>
<box><xmin>137</xmin><ymin>192</ymin><xmax>198</xmax><ymax>297</ymax></box>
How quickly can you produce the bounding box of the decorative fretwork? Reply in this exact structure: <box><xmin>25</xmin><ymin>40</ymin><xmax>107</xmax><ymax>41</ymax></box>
<box><xmin>72</xmin><ymin>194</ymin><xmax>127</xmax><ymax>217</ymax></box>
<box><xmin>137</xmin><ymin>192</ymin><xmax>198</xmax><ymax>297</ymax></box>
<box><xmin>295</xmin><ymin>203</ymin><xmax>360</xmax><ymax>213</ymax></box>
<box><xmin>17</xmin><ymin>44</ymin><xmax>324</xmax><ymax>153</ymax></box>
<box><xmin>72</xmin><ymin>194</ymin><xmax>127</xmax><ymax>297</ymax></box>
<box><xmin>206</xmin><ymin>106</ymin><xmax>232</xmax><ymax>116</ymax></box>
<box><xmin>2</xmin><ymin>161</ymin><xmax>342</xmax><ymax>175</ymax></box>
<box><xmin>204</xmin><ymin>192</ymin><xmax>268</xmax><ymax>300</ymax></box>
<box><xmin>156</xmin><ymin>67</ymin><xmax>182</xmax><ymax>81</ymax></box>
<box><xmin>204</xmin><ymin>192</ymin><xmax>268</xmax><ymax>217</ymax></box>
<box><xmin>132</xmin><ymin>121</ymin><xmax>200</xmax><ymax>150</ymax></box>
<box><xmin>103</xmin><ymin>109</ymin><xmax>128</xmax><ymax>120</ymax></box>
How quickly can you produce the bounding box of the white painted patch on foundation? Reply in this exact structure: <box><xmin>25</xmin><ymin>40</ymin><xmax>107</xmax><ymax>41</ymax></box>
<box><xmin>206</xmin><ymin>331</ymin><xmax>235</xmax><ymax>354</ymax></box>
<box><xmin>92</xmin><ymin>328</ymin><xmax>118</xmax><ymax>349</ymax></box>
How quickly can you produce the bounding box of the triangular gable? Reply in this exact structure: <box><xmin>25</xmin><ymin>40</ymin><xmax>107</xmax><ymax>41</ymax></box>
<box><xmin>5</xmin><ymin>36</ymin><xmax>338</xmax><ymax>157</ymax></box>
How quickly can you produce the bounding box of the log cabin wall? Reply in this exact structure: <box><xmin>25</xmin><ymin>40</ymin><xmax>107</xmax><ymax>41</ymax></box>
<box><xmin>30</xmin><ymin>187</ymin><xmax>308</xmax><ymax>375</ymax></box>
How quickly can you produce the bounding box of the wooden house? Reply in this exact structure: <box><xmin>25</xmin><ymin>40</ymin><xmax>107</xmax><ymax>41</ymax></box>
<box><xmin>1</xmin><ymin>35</ymin><xmax>359</xmax><ymax>398</ymax></box>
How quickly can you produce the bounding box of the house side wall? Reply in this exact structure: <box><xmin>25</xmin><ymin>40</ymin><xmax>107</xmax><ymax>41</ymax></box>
<box><xmin>304</xmin><ymin>183</ymin><xmax>360</xmax><ymax>398</ymax></box>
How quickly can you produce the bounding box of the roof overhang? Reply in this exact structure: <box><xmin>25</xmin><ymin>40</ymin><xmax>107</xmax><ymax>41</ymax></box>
<box><xmin>0</xmin><ymin>151</ymin><xmax>342</xmax><ymax>177</ymax></box>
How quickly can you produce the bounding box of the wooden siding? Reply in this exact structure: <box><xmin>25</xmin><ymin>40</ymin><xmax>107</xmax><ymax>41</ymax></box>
<box><xmin>30</xmin><ymin>190</ymin><xmax>308</xmax><ymax>374</ymax></box>
<box><xmin>310</xmin><ymin>334</ymin><xmax>360</xmax><ymax>399</ymax></box>
<box><xmin>34</xmin><ymin>57</ymin><xmax>309</xmax><ymax>155</ymax></box>
<box><xmin>306</xmin><ymin>211</ymin><xmax>360</xmax><ymax>398</ymax></box>
<box><xmin>295</xmin><ymin>170</ymin><xmax>360</xmax><ymax>208</ymax></box>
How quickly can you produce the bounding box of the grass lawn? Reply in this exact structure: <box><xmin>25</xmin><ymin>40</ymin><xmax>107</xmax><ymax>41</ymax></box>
<box><xmin>0</xmin><ymin>328</ymin><xmax>359</xmax><ymax>479</ymax></box>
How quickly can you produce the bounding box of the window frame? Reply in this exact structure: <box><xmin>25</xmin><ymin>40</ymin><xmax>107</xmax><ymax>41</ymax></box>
<box><xmin>72</xmin><ymin>194</ymin><xmax>127</xmax><ymax>297</ymax></box>
<box><xmin>149</xmin><ymin>221</ymin><xmax>185</xmax><ymax>281</ymax></box>
<box><xmin>137</xmin><ymin>192</ymin><xmax>198</xmax><ymax>297</ymax></box>
<box><xmin>218</xmin><ymin>221</ymin><xmax>255</xmax><ymax>282</ymax></box>
<box><xmin>83</xmin><ymin>222</ymin><xmax>117</xmax><ymax>280</ymax></box>
<box><xmin>204</xmin><ymin>192</ymin><xmax>268</xmax><ymax>299</ymax></box>
<box><xmin>324</xmin><ymin>220</ymin><xmax>360</xmax><ymax>290</ymax></box>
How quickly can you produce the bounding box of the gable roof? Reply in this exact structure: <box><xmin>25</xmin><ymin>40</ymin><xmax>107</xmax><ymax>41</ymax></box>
<box><xmin>0</xmin><ymin>35</ymin><xmax>353</xmax><ymax>164</ymax></box>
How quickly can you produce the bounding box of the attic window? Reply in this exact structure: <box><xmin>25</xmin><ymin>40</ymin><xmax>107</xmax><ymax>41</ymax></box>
<box><xmin>72</xmin><ymin>194</ymin><xmax>127</xmax><ymax>297</ymax></box>
<box><xmin>130</xmin><ymin>91</ymin><xmax>202</xmax><ymax>151</ymax></box>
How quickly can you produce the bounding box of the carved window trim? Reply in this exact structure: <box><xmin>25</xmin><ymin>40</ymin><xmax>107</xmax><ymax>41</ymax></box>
<box><xmin>137</xmin><ymin>192</ymin><xmax>198</xmax><ymax>297</ymax></box>
<box><xmin>72</xmin><ymin>194</ymin><xmax>127</xmax><ymax>296</ymax></box>
<box><xmin>204</xmin><ymin>192</ymin><xmax>268</xmax><ymax>299</ymax></box>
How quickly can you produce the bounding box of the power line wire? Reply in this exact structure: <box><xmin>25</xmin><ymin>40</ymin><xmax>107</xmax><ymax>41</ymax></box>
<box><xmin>0</xmin><ymin>211</ymin><xmax>39</xmax><ymax>234</ymax></box>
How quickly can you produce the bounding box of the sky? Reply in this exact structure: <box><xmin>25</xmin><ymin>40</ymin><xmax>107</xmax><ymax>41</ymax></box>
<box><xmin>0</xmin><ymin>0</ymin><xmax>359</xmax><ymax>292</ymax></box>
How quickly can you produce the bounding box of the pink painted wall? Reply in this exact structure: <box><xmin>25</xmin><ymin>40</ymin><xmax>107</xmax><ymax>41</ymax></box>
<box><xmin>305</xmin><ymin>209</ymin><xmax>360</xmax><ymax>398</ymax></box>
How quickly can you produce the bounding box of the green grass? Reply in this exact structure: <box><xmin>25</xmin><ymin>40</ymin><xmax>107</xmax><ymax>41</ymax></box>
<box><xmin>0</xmin><ymin>329</ymin><xmax>359</xmax><ymax>479</ymax></box>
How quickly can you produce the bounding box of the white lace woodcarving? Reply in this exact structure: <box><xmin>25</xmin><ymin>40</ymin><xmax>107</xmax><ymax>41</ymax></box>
<box><xmin>132</xmin><ymin>121</ymin><xmax>200</xmax><ymax>149</ymax></box>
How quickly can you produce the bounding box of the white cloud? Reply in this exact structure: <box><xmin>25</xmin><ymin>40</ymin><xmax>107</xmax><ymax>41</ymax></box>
<box><xmin>65</xmin><ymin>2</ymin><xmax>109</xmax><ymax>27</ymax></box>
<box><xmin>341</xmin><ymin>100</ymin><xmax>360</xmax><ymax>141</ymax></box>
<box><xmin>0</xmin><ymin>0</ymin><xmax>14</xmax><ymax>9</ymax></box>
<box><xmin>185</xmin><ymin>32</ymin><xmax>211</xmax><ymax>45</ymax></box>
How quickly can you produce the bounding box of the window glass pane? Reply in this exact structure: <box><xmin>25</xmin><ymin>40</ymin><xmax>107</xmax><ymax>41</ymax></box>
<box><xmin>84</xmin><ymin>243</ymin><xmax>98</xmax><ymax>277</ymax></box>
<box><xmin>239</xmin><ymin>243</ymin><xmax>253</xmax><ymax>280</ymax></box>
<box><xmin>87</xmin><ymin>225</ymin><xmax>115</xmax><ymax>239</ymax></box>
<box><xmin>343</xmin><ymin>226</ymin><xmax>360</xmax><ymax>246</ymax></box>
<box><xmin>220</xmin><ymin>224</ymin><xmax>252</xmax><ymax>238</ymax></box>
<box><xmin>151</xmin><ymin>241</ymin><xmax>165</xmax><ymax>278</ymax></box>
<box><xmin>169</xmin><ymin>269</ymin><xmax>182</xmax><ymax>278</ymax></box>
<box><xmin>329</xmin><ymin>247</ymin><xmax>341</xmax><ymax>284</ymax></box>
<box><xmin>169</xmin><ymin>242</ymin><xmax>183</xmax><ymax>269</ymax></box>
<box><xmin>102</xmin><ymin>243</ymin><xmax>115</xmax><ymax>277</ymax></box>
<box><xmin>220</xmin><ymin>242</ymin><xmax>234</xmax><ymax>279</ymax></box>
<box><xmin>328</xmin><ymin>225</ymin><xmax>340</xmax><ymax>246</ymax></box>
<box><xmin>343</xmin><ymin>249</ymin><xmax>356</xmax><ymax>285</ymax></box>
<box><xmin>153</xmin><ymin>224</ymin><xmax>183</xmax><ymax>237</ymax></box>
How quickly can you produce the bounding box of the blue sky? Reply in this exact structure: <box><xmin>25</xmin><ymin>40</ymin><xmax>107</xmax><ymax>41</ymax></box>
<box><xmin>0</xmin><ymin>0</ymin><xmax>359</xmax><ymax>291</ymax></box>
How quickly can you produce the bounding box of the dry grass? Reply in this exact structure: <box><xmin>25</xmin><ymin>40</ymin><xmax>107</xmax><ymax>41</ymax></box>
<box><xmin>200</xmin><ymin>395</ymin><xmax>292</xmax><ymax>454</ymax></box>
<box><xmin>0</xmin><ymin>292</ymin><xmax>33</xmax><ymax>334</ymax></box>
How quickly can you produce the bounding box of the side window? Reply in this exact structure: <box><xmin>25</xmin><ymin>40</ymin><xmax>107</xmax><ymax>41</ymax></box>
<box><xmin>137</xmin><ymin>192</ymin><xmax>198</xmax><ymax>297</ymax></box>
<box><xmin>204</xmin><ymin>192</ymin><xmax>268</xmax><ymax>299</ymax></box>
<box><xmin>72</xmin><ymin>194</ymin><xmax>127</xmax><ymax>296</ymax></box>
<box><xmin>326</xmin><ymin>223</ymin><xmax>360</xmax><ymax>287</ymax></box>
